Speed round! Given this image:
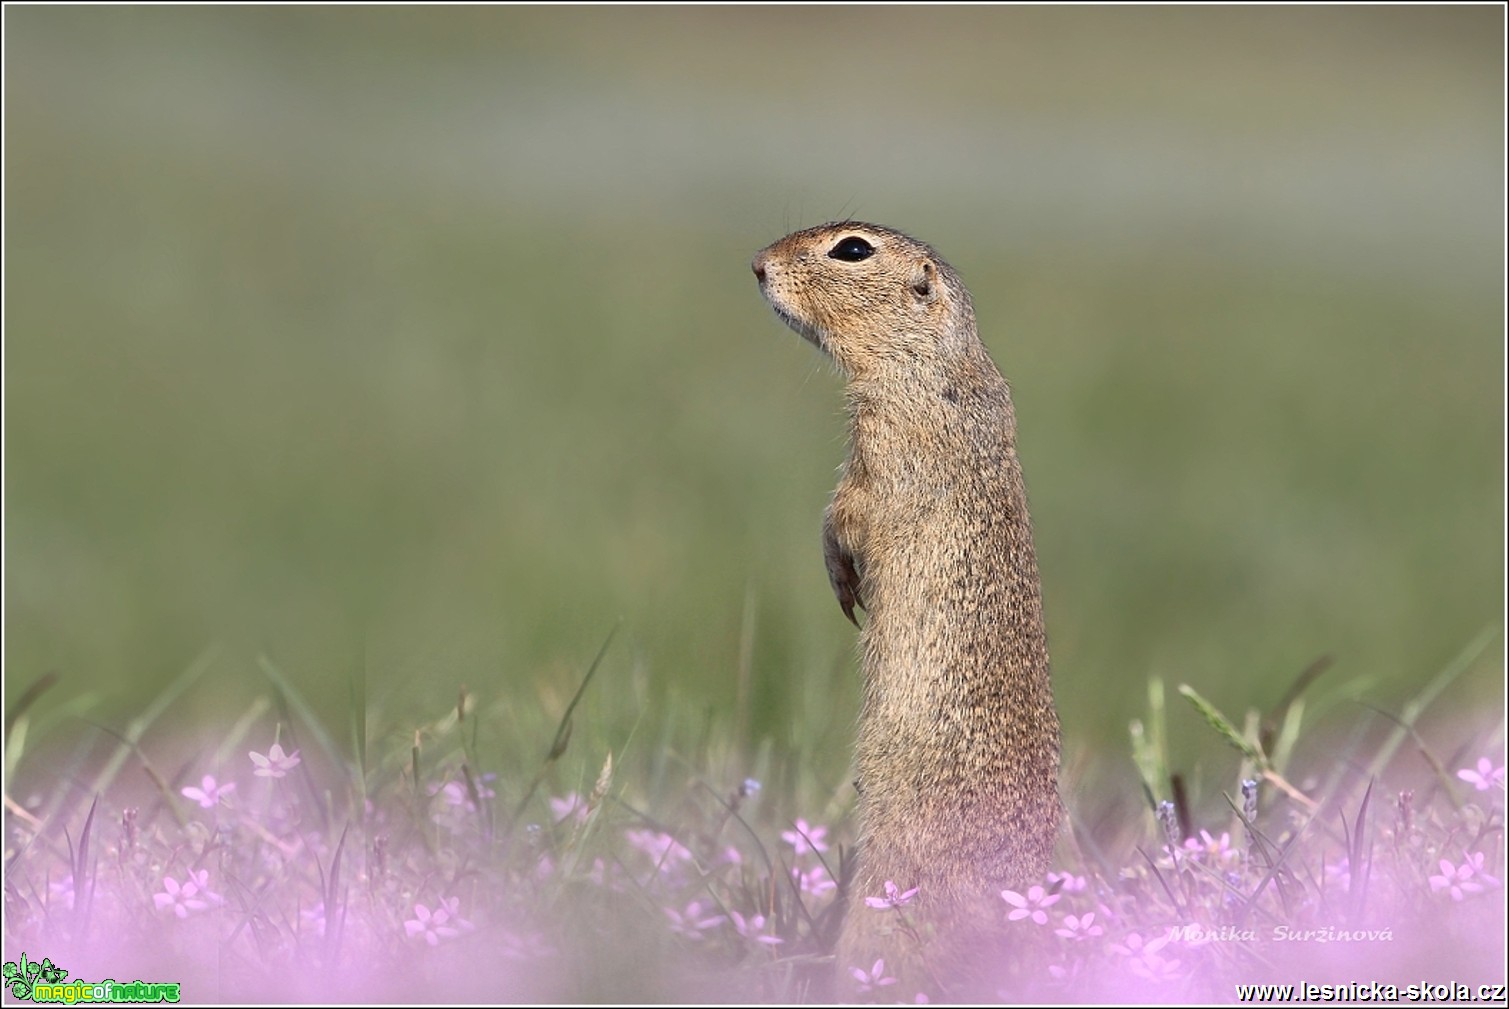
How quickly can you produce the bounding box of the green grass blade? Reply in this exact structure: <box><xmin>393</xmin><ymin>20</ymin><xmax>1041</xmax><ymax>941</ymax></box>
<box><xmin>1179</xmin><ymin>683</ymin><xmax>1263</xmax><ymax>763</ymax></box>
<box><xmin>1366</xmin><ymin>625</ymin><xmax>1498</xmax><ymax>780</ymax></box>
<box><xmin>257</xmin><ymin>653</ymin><xmax>347</xmax><ymax>774</ymax></box>
<box><xmin>86</xmin><ymin>645</ymin><xmax>220</xmax><ymax>799</ymax></box>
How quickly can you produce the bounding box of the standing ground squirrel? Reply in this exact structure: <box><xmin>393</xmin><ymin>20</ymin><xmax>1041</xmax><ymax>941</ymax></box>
<box><xmin>752</xmin><ymin>222</ymin><xmax>1062</xmax><ymax>996</ymax></box>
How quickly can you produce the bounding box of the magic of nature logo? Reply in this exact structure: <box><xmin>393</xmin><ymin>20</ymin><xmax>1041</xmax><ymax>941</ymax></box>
<box><xmin>2</xmin><ymin>954</ymin><xmax>180</xmax><ymax>1003</ymax></box>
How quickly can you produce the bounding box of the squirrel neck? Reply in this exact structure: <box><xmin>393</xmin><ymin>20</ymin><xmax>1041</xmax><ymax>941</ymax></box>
<box><xmin>844</xmin><ymin>340</ymin><xmax>1019</xmax><ymax>481</ymax></box>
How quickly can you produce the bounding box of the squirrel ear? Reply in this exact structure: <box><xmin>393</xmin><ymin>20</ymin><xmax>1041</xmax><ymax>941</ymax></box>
<box><xmin>910</xmin><ymin>260</ymin><xmax>936</xmax><ymax>302</ymax></box>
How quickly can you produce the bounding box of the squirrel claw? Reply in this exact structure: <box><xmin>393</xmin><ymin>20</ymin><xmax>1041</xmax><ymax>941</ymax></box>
<box><xmin>823</xmin><ymin>508</ymin><xmax>863</xmax><ymax>628</ymax></box>
<box><xmin>828</xmin><ymin>551</ymin><xmax>864</xmax><ymax>628</ymax></box>
<box><xmin>839</xmin><ymin>594</ymin><xmax>861</xmax><ymax>628</ymax></box>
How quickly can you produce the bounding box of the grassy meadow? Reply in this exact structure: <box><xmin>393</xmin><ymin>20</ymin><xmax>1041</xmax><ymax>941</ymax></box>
<box><xmin>3</xmin><ymin>7</ymin><xmax>1504</xmax><ymax>1001</ymax></box>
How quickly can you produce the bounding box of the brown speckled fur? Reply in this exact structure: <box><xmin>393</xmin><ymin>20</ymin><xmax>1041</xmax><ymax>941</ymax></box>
<box><xmin>753</xmin><ymin>223</ymin><xmax>1061</xmax><ymax>997</ymax></box>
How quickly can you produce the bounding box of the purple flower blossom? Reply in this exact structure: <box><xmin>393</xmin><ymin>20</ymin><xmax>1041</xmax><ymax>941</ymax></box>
<box><xmin>849</xmin><ymin>958</ymin><xmax>898</xmax><ymax>994</ymax></box>
<box><xmin>781</xmin><ymin>818</ymin><xmax>829</xmax><ymax>855</ymax></box>
<box><xmin>1182</xmin><ymin>829</ymin><xmax>1241</xmax><ymax>867</ymax></box>
<box><xmin>864</xmin><ymin>879</ymin><xmax>919</xmax><ymax>910</ymax></box>
<box><xmin>664</xmin><ymin>899</ymin><xmax>727</xmax><ymax>940</ymax></box>
<box><xmin>153</xmin><ymin>869</ymin><xmax>221</xmax><ymax>919</ymax></box>
<box><xmin>1457</xmin><ymin>758</ymin><xmax>1506</xmax><ymax>793</ymax></box>
<box><xmin>180</xmin><ymin>775</ymin><xmax>236</xmax><ymax>809</ymax></box>
<box><xmin>438</xmin><ymin>896</ymin><xmax>474</xmax><ymax>931</ymax></box>
<box><xmin>498</xmin><ymin>928</ymin><xmax>555</xmax><ymax>960</ymax></box>
<box><xmin>1046</xmin><ymin>870</ymin><xmax>1089</xmax><ymax>894</ymax></box>
<box><xmin>727</xmin><ymin>909</ymin><xmax>783</xmax><ymax>946</ymax></box>
<box><xmin>624</xmin><ymin>829</ymin><xmax>694</xmax><ymax>868</ymax></box>
<box><xmin>1002</xmin><ymin>884</ymin><xmax>1061</xmax><ymax>925</ymax></box>
<box><xmin>550</xmin><ymin>791</ymin><xmax>588</xmax><ymax>824</ymax></box>
<box><xmin>1113</xmin><ymin>931</ymin><xmax>1183</xmax><ymax>982</ymax></box>
<box><xmin>404</xmin><ymin>898</ymin><xmax>472</xmax><ymax>945</ymax></box>
<box><xmin>585</xmin><ymin>857</ymin><xmax>617</xmax><ymax>888</ymax></box>
<box><xmin>440</xmin><ymin>774</ymin><xmax>497</xmax><ymax>810</ymax></box>
<box><xmin>1129</xmin><ymin>950</ymin><xmax>1186</xmax><ymax>982</ymax></box>
<box><xmin>48</xmin><ymin>876</ymin><xmax>75</xmax><ymax>911</ymax></box>
<box><xmin>1429</xmin><ymin>852</ymin><xmax>1501</xmax><ymax>901</ymax></box>
<box><xmin>794</xmin><ymin>864</ymin><xmax>838</xmax><ymax>898</ymax></box>
<box><xmin>14</xmin><ymin>694</ymin><xmax>1506</xmax><ymax>1004</ymax></box>
<box><xmin>1111</xmin><ymin>931</ymin><xmax>1171</xmax><ymax>958</ymax></box>
<box><xmin>249</xmin><ymin>743</ymin><xmax>301</xmax><ymax>779</ymax></box>
<box><xmin>1054</xmin><ymin>911</ymin><xmax>1104</xmax><ymax>941</ymax></box>
<box><xmin>299</xmin><ymin>902</ymin><xmax>328</xmax><ymax>938</ymax></box>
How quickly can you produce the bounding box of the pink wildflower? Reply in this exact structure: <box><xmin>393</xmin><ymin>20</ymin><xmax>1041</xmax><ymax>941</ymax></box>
<box><xmin>1130</xmin><ymin>950</ymin><xmax>1186</xmax><ymax>982</ymax></box>
<box><xmin>585</xmin><ymin>857</ymin><xmax>619</xmax><ymax>889</ymax></box>
<box><xmin>849</xmin><ymin>958</ymin><xmax>898</xmax><ymax>994</ymax></box>
<box><xmin>781</xmin><ymin>818</ymin><xmax>829</xmax><ymax>855</ymax></box>
<box><xmin>550</xmin><ymin>791</ymin><xmax>589</xmax><ymax>824</ymax></box>
<box><xmin>1457</xmin><ymin>758</ymin><xmax>1506</xmax><ymax>792</ymax></box>
<box><xmin>1113</xmin><ymin>930</ymin><xmax>1183</xmax><ymax>982</ymax></box>
<box><xmin>153</xmin><ymin>869</ymin><xmax>220</xmax><ymax>919</ymax></box>
<box><xmin>1429</xmin><ymin>852</ymin><xmax>1501</xmax><ymax>901</ymax></box>
<box><xmin>624</xmin><ymin>829</ymin><xmax>694</xmax><ymax>868</ymax></box>
<box><xmin>299</xmin><ymin>902</ymin><xmax>327</xmax><ymax>938</ymax></box>
<box><xmin>865</xmin><ymin>879</ymin><xmax>919</xmax><ymax>909</ymax></box>
<box><xmin>1324</xmin><ymin>855</ymin><xmax>1352</xmax><ymax>890</ymax></box>
<box><xmin>180</xmin><ymin>775</ymin><xmax>235</xmax><ymax>809</ymax></box>
<box><xmin>1054</xmin><ymin>911</ymin><xmax>1104</xmax><ymax>941</ymax></box>
<box><xmin>664</xmin><ymin>899</ymin><xmax>727</xmax><ymax>940</ymax></box>
<box><xmin>1182</xmin><ymin>829</ymin><xmax>1240</xmax><ymax>867</ymax></box>
<box><xmin>440</xmin><ymin>774</ymin><xmax>496</xmax><ymax>810</ymax></box>
<box><xmin>249</xmin><ymin>743</ymin><xmax>301</xmax><ymax>779</ymax></box>
<box><xmin>1002</xmin><ymin>884</ymin><xmax>1061</xmax><ymax>924</ymax></box>
<box><xmin>794</xmin><ymin>864</ymin><xmax>838</xmax><ymax>898</ymax></box>
<box><xmin>1046</xmin><ymin>870</ymin><xmax>1089</xmax><ymax>893</ymax></box>
<box><xmin>48</xmin><ymin>876</ymin><xmax>75</xmax><ymax>911</ymax></box>
<box><xmin>498</xmin><ymin>929</ymin><xmax>555</xmax><ymax>960</ymax></box>
<box><xmin>728</xmin><ymin>909</ymin><xmax>783</xmax><ymax>946</ymax></box>
<box><xmin>404</xmin><ymin>898</ymin><xmax>471</xmax><ymax>945</ymax></box>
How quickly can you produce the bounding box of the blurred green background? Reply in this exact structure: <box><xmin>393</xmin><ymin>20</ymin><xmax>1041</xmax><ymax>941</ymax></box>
<box><xmin>4</xmin><ymin>8</ymin><xmax>1502</xmax><ymax>808</ymax></box>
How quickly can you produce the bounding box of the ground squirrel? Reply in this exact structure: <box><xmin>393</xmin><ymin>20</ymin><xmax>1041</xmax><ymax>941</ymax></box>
<box><xmin>752</xmin><ymin>222</ymin><xmax>1062</xmax><ymax>996</ymax></box>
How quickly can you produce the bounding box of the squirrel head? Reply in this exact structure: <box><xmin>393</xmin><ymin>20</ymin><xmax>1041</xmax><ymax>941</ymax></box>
<box><xmin>753</xmin><ymin>222</ymin><xmax>978</xmax><ymax>380</ymax></box>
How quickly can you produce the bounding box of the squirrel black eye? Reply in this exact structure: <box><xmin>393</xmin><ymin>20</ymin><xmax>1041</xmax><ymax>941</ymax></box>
<box><xmin>828</xmin><ymin>236</ymin><xmax>875</xmax><ymax>262</ymax></box>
